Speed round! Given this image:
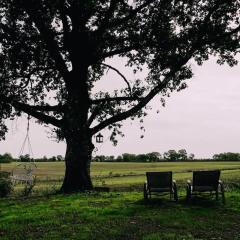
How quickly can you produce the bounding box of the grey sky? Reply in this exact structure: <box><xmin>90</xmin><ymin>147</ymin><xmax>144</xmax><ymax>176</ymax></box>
<box><xmin>0</xmin><ymin>57</ymin><xmax>240</xmax><ymax>158</ymax></box>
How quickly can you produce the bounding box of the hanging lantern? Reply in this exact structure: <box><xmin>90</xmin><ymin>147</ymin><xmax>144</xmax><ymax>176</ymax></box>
<box><xmin>96</xmin><ymin>132</ymin><xmax>103</xmax><ymax>143</ymax></box>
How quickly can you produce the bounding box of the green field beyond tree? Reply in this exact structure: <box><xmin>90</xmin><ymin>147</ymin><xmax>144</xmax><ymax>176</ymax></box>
<box><xmin>2</xmin><ymin>161</ymin><xmax>240</xmax><ymax>190</ymax></box>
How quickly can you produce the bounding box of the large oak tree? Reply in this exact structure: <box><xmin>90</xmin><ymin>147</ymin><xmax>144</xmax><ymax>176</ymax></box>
<box><xmin>0</xmin><ymin>0</ymin><xmax>240</xmax><ymax>192</ymax></box>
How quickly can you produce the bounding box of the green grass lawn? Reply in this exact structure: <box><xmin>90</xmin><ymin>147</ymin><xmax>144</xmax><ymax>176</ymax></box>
<box><xmin>1</xmin><ymin>191</ymin><xmax>240</xmax><ymax>240</ymax></box>
<box><xmin>1</xmin><ymin>162</ymin><xmax>240</xmax><ymax>239</ymax></box>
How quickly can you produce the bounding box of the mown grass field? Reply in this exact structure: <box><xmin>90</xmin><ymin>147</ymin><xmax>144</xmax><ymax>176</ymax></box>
<box><xmin>1</xmin><ymin>162</ymin><xmax>240</xmax><ymax>239</ymax></box>
<box><xmin>1</xmin><ymin>161</ymin><xmax>240</xmax><ymax>190</ymax></box>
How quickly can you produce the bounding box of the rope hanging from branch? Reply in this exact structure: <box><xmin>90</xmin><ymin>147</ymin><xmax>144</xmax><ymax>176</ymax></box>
<box><xmin>18</xmin><ymin>115</ymin><xmax>34</xmax><ymax>158</ymax></box>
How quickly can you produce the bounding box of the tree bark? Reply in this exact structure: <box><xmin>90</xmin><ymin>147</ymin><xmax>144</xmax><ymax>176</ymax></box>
<box><xmin>61</xmin><ymin>134</ymin><xmax>94</xmax><ymax>193</ymax></box>
<box><xmin>60</xmin><ymin>65</ymin><xmax>94</xmax><ymax>193</ymax></box>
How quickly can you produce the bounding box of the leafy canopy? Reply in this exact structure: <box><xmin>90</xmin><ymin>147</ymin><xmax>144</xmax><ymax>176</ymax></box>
<box><xmin>0</xmin><ymin>0</ymin><xmax>239</xmax><ymax>142</ymax></box>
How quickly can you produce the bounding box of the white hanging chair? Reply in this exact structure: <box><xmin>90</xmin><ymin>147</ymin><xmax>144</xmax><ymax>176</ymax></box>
<box><xmin>11</xmin><ymin>116</ymin><xmax>37</xmax><ymax>184</ymax></box>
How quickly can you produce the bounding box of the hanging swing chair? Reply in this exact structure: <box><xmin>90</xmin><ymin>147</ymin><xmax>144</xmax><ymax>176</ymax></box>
<box><xmin>11</xmin><ymin>116</ymin><xmax>37</xmax><ymax>185</ymax></box>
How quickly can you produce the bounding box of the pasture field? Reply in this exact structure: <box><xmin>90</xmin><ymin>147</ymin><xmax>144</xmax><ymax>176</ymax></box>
<box><xmin>2</xmin><ymin>161</ymin><xmax>240</xmax><ymax>178</ymax></box>
<box><xmin>1</xmin><ymin>161</ymin><xmax>240</xmax><ymax>190</ymax></box>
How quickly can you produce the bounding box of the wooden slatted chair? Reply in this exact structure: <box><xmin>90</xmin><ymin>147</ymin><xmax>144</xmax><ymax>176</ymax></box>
<box><xmin>144</xmin><ymin>171</ymin><xmax>178</xmax><ymax>201</ymax></box>
<box><xmin>186</xmin><ymin>170</ymin><xmax>225</xmax><ymax>203</ymax></box>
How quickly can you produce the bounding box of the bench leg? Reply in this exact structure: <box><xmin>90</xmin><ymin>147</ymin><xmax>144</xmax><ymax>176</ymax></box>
<box><xmin>173</xmin><ymin>183</ymin><xmax>178</xmax><ymax>201</ymax></box>
<box><xmin>216</xmin><ymin>190</ymin><xmax>219</xmax><ymax>201</ymax></box>
<box><xmin>186</xmin><ymin>185</ymin><xmax>191</xmax><ymax>202</ymax></box>
<box><xmin>221</xmin><ymin>185</ymin><xmax>225</xmax><ymax>204</ymax></box>
<box><xmin>143</xmin><ymin>183</ymin><xmax>148</xmax><ymax>201</ymax></box>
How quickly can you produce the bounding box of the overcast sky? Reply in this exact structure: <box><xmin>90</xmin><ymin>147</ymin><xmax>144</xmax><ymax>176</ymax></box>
<box><xmin>0</xmin><ymin>57</ymin><xmax>240</xmax><ymax>159</ymax></box>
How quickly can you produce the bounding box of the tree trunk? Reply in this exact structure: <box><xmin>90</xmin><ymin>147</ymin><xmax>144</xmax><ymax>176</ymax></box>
<box><xmin>61</xmin><ymin>135</ymin><xmax>95</xmax><ymax>193</ymax></box>
<box><xmin>60</xmin><ymin>64</ymin><xmax>93</xmax><ymax>193</ymax></box>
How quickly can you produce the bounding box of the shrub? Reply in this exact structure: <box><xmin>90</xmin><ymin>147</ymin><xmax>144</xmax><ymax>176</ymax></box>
<box><xmin>0</xmin><ymin>171</ymin><xmax>10</xmax><ymax>178</ymax></box>
<box><xmin>21</xmin><ymin>177</ymin><xmax>36</xmax><ymax>197</ymax></box>
<box><xmin>0</xmin><ymin>153</ymin><xmax>14</xmax><ymax>163</ymax></box>
<box><xmin>0</xmin><ymin>172</ymin><xmax>13</xmax><ymax>197</ymax></box>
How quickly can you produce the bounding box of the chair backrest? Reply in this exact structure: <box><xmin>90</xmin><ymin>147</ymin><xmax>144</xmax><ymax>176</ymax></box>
<box><xmin>193</xmin><ymin>170</ymin><xmax>220</xmax><ymax>188</ymax></box>
<box><xmin>146</xmin><ymin>172</ymin><xmax>172</xmax><ymax>188</ymax></box>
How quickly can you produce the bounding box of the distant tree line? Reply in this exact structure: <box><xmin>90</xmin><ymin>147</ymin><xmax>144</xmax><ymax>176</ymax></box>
<box><xmin>1</xmin><ymin>151</ymin><xmax>240</xmax><ymax>163</ymax></box>
<box><xmin>213</xmin><ymin>152</ymin><xmax>240</xmax><ymax>161</ymax></box>
<box><xmin>18</xmin><ymin>154</ymin><xmax>64</xmax><ymax>162</ymax></box>
<box><xmin>94</xmin><ymin>151</ymin><xmax>240</xmax><ymax>162</ymax></box>
<box><xmin>0</xmin><ymin>153</ymin><xmax>64</xmax><ymax>163</ymax></box>
<box><xmin>93</xmin><ymin>149</ymin><xmax>195</xmax><ymax>162</ymax></box>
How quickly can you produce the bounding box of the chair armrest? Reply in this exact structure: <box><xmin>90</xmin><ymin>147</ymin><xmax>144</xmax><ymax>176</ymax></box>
<box><xmin>218</xmin><ymin>180</ymin><xmax>223</xmax><ymax>186</ymax></box>
<box><xmin>144</xmin><ymin>181</ymin><xmax>150</xmax><ymax>194</ymax></box>
<box><xmin>218</xmin><ymin>180</ymin><xmax>225</xmax><ymax>197</ymax></box>
<box><xmin>173</xmin><ymin>180</ymin><xmax>177</xmax><ymax>188</ymax></box>
<box><xmin>187</xmin><ymin>180</ymin><xmax>191</xmax><ymax>186</ymax></box>
<box><xmin>172</xmin><ymin>180</ymin><xmax>177</xmax><ymax>189</ymax></box>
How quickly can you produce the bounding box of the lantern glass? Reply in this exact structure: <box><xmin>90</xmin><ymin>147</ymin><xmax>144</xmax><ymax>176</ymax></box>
<box><xmin>96</xmin><ymin>133</ymin><xmax>103</xmax><ymax>143</ymax></box>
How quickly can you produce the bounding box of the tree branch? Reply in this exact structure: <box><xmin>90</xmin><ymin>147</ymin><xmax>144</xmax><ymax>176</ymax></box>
<box><xmin>21</xmin><ymin>1</ymin><xmax>70</xmax><ymax>81</ymax></box>
<box><xmin>0</xmin><ymin>95</ymin><xmax>62</xmax><ymax>128</ymax></box>
<box><xmin>28</xmin><ymin>104</ymin><xmax>65</xmax><ymax>112</ymax></box>
<box><xmin>91</xmin><ymin>2</ymin><xmax>240</xmax><ymax>135</ymax></box>
<box><xmin>221</xmin><ymin>25</ymin><xmax>240</xmax><ymax>38</ymax></box>
<box><xmin>88</xmin><ymin>96</ymin><xmax>143</xmax><ymax>127</ymax></box>
<box><xmin>90</xmin><ymin>71</ymin><xmax>175</xmax><ymax>135</ymax></box>
<box><xmin>101</xmin><ymin>44</ymin><xmax>140</xmax><ymax>59</ymax></box>
<box><xmin>91</xmin><ymin>52</ymin><xmax>194</xmax><ymax>135</ymax></box>
<box><xmin>107</xmin><ymin>0</ymin><xmax>155</xmax><ymax>29</ymax></box>
<box><xmin>90</xmin><ymin>87</ymin><xmax>159</xmax><ymax>135</ymax></box>
<box><xmin>58</xmin><ymin>0</ymin><xmax>71</xmax><ymax>48</ymax></box>
<box><xmin>96</xmin><ymin>0</ymin><xmax>118</xmax><ymax>35</ymax></box>
<box><xmin>87</xmin><ymin>102</ymin><xmax>105</xmax><ymax>127</ymax></box>
<box><xmin>101</xmin><ymin>63</ymin><xmax>132</xmax><ymax>95</ymax></box>
<box><xmin>91</xmin><ymin>96</ymin><xmax>142</xmax><ymax>104</ymax></box>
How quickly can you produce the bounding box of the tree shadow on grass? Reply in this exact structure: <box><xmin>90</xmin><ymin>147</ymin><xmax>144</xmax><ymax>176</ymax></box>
<box><xmin>136</xmin><ymin>197</ymin><xmax>180</xmax><ymax>208</ymax></box>
<box><xmin>136</xmin><ymin>195</ymin><xmax>224</xmax><ymax>209</ymax></box>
